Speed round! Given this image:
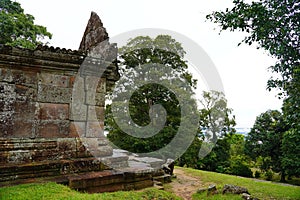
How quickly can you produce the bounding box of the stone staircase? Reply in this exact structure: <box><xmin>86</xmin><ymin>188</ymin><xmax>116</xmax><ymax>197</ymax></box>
<box><xmin>0</xmin><ymin>145</ymin><xmax>171</xmax><ymax>193</ymax></box>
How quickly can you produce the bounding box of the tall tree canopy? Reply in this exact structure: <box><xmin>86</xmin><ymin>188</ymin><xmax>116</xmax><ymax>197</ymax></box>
<box><xmin>0</xmin><ymin>0</ymin><xmax>52</xmax><ymax>49</ymax></box>
<box><xmin>106</xmin><ymin>35</ymin><xmax>198</xmax><ymax>157</ymax></box>
<box><xmin>178</xmin><ymin>90</ymin><xmax>236</xmax><ymax>171</ymax></box>
<box><xmin>207</xmin><ymin>0</ymin><xmax>300</xmax><ymax>178</ymax></box>
<box><xmin>245</xmin><ymin>110</ymin><xmax>288</xmax><ymax>181</ymax></box>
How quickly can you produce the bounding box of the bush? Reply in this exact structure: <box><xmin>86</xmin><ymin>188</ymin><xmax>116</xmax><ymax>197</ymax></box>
<box><xmin>228</xmin><ymin>156</ymin><xmax>253</xmax><ymax>178</ymax></box>
<box><xmin>216</xmin><ymin>165</ymin><xmax>226</xmax><ymax>173</ymax></box>
<box><xmin>265</xmin><ymin>170</ymin><xmax>274</xmax><ymax>181</ymax></box>
<box><xmin>254</xmin><ymin>170</ymin><xmax>261</xmax><ymax>178</ymax></box>
<box><xmin>230</xmin><ymin>163</ymin><xmax>253</xmax><ymax>177</ymax></box>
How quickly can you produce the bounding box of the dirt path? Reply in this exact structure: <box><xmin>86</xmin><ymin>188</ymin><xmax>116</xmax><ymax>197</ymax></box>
<box><xmin>165</xmin><ymin>168</ymin><xmax>204</xmax><ymax>200</ymax></box>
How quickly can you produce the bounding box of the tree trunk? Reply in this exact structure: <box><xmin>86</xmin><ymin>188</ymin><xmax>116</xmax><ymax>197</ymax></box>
<box><xmin>280</xmin><ymin>170</ymin><xmax>286</xmax><ymax>182</ymax></box>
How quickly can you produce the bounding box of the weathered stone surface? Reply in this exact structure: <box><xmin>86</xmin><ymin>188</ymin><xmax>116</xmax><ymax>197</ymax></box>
<box><xmin>97</xmin><ymin>78</ymin><xmax>106</xmax><ymax>93</ymax></box>
<box><xmin>131</xmin><ymin>157</ymin><xmax>165</xmax><ymax>169</ymax></box>
<box><xmin>36</xmin><ymin>120</ymin><xmax>70</xmax><ymax>138</ymax></box>
<box><xmin>207</xmin><ymin>184</ymin><xmax>218</xmax><ymax>196</ymax></box>
<box><xmin>37</xmin><ymin>84</ymin><xmax>72</xmax><ymax>103</ymax></box>
<box><xmin>15</xmin><ymin>84</ymin><xmax>37</xmax><ymax>101</ymax></box>
<box><xmin>222</xmin><ymin>184</ymin><xmax>250</xmax><ymax>195</ymax></box>
<box><xmin>85</xmin><ymin>90</ymin><xmax>105</xmax><ymax>106</ymax></box>
<box><xmin>86</xmin><ymin>121</ymin><xmax>104</xmax><ymax>137</ymax></box>
<box><xmin>0</xmin><ymin>13</ymin><xmax>155</xmax><ymax>194</ymax></box>
<box><xmin>6</xmin><ymin>69</ymin><xmax>38</xmax><ymax>86</ymax></box>
<box><xmin>39</xmin><ymin>103</ymin><xmax>69</xmax><ymax>120</ymax></box>
<box><xmin>197</xmin><ymin>188</ymin><xmax>208</xmax><ymax>194</ymax></box>
<box><xmin>152</xmin><ymin>174</ymin><xmax>172</xmax><ymax>184</ymax></box>
<box><xmin>84</xmin><ymin>76</ymin><xmax>98</xmax><ymax>91</ymax></box>
<box><xmin>38</xmin><ymin>72</ymin><xmax>70</xmax><ymax>88</ymax></box>
<box><xmin>162</xmin><ymin>158</ymin><xmax>175</xmax><ymax>175</ymax></box>
<box><xmin>0</xmin><ymin>68</ymin><xmax>11</xmax><ymax>82</ymax></box>
<box><xmin>241</xmin><ymin>193</ymin><xmax>259</xmax><ymax>200</ymax></box>
<box><xmin>89</xmin><ymin>146</ymin><xmax>113</xmax><ymax>157</ymax></box>
<box><xmin>79</xmin><ymin>12</ymin><xmax>109</xmax><ymax>53</ymax></box>
<box><xmin>69</xmin><ymin>122</ymin><xmax>85</xmax><ymax>137</ymax></box>
<box><xmin>69</xmin><ymin>103</ymin><xmax>87</xmax><ymax>121</ymax></box>
<box><xmin>79</xmin><ymin>138</ymin><xmax>112</xmax><ymax>157</ymax></box>
<box><xmin>12</xmin><ymin>120</ymin><xmax>35</xmax><ymax>138</ymax></box>
<box><xmin>87</xmin><ymin>106</ymin><xmax>104</xmax><ymax>121</ymax></box>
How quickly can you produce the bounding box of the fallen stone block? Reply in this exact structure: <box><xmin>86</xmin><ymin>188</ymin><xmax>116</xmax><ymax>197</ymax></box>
<box><xmin>222</xmin><ymin>184</ymin><xmax>249</xmax><ymax>195</ymax></box>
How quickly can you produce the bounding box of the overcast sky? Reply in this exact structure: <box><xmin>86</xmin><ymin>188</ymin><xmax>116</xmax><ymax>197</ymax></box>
<box><xmin>18</xmin><ymin>0</ymin><xmax>282</xmax><ymax>128</ymax></box>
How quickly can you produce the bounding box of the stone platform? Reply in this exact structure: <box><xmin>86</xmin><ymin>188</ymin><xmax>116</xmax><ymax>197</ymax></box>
<box><xmin>0</xmin><ymin>12</ymin><xmax>171</xmax><ymax>193</ymax></box>
<box><xmin>0</xmin><ymin>147</ymin><xmax>166</xmax><ymax>193</ymax></box>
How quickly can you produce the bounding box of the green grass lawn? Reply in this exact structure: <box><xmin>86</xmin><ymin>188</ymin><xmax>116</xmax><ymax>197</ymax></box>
<box><xmin>176</xmin><ymin>167</ymin><xmax>300</xmax><ymax>200</ymax></box>
<box><xmin>1</xmin><ymin>167</ymin><xmax>299</xmax><ymax>200</ymax></box>
<box><xmin>0</xmin><ymin>182</ymin><xmax>180</xmax><ymax>200</ymax></box>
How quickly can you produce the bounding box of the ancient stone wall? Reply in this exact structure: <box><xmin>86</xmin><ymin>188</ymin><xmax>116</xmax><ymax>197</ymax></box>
<box><xmin>0</xmin><ymin>12</ymin><xmax>166</xmax><ymax>192</ymax></box>
<box><xmin>0</xmin><ymin>44</ymin><xmax>119</xmax><ymax>181</ymax></box>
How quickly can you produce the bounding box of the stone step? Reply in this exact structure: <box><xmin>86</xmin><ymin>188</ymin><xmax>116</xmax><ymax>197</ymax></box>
<box><xmin>153</xmin><ymin>174</ymin><xmax>172</xmax><ymax>183</ymax></box>
<box><xmin>100</xmin><ymin>149</ymin><xmax>129</xmax><ymax>169</ymax></box>
<box><xmin>0</xmin><ymin>157</ymin><xmax>109</xmax><ymax>182</ymax></box>
<box><xmin>65</xmin><ymin>170</ymin><xmax>154</xmax><ymax>193</ymax></box>
<box><xmin>129</xmin><ymin>156</ymin><xmax>164</xmax><ymax>169</ymax></box>
<box><xmin>153</xmin><ymin>184</ymin><xmax>164</xmax><ymax>190</ymax></box>
<box><xmin>153</xmin><ymin>180</ymin><xmax>163</xmax><ymax>186</ymax></box>
<box><xmin>0</xmin><ymin>169</ymin><xmax>154</xmax><ymax>193</ymax></box>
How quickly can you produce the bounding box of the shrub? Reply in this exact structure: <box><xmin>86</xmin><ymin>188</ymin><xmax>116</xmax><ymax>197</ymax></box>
<box><xmin>265</xmin><ymin>170</ymin><xmax>274</xmax><ymax>181</ymax></box>
<box><xmin>216</xmin><ymin>165</ymin><xmax>226</xmax><ymax>173</ymax></box>
<box><xmin>228</xmin><ymin>156</ymin><xmax>253</xmax><ymax>178</ymax></box>
<box><xmin>254</xmin><ymin>170</ymin><xmax>261</xmax><ymax>178</ymax></box>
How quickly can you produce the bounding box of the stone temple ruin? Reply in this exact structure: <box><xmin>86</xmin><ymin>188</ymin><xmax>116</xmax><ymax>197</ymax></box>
<box><xmin>0</xmin><ymin>12</ymin><xmax>170</xmax><ymax>193</ymax></box>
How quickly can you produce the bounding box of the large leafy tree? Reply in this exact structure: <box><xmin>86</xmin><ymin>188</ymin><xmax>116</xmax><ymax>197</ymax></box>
<box><xmin>197</xmin><ymin>91</ymin><xmax>236</xmax><ymax>172</ymax></box>
<box><xmin>178</xmin><ymin>91</ymin><xmax>236</xmax><ymax>171</ymax></box>
<box><xmin>106</xmin><ymin>35</ymin><xmax>197</xmax><ymax>155</ymax></box>
<box><xmin>245</xmin><ymin>110</ymin><xmax>288</xmax><ymax>181</ymax></box>
<box><xmin>0</xmin><ymin>0</ymin><xmax>52</xmax><ymax>49</ymax></box>
<box><xmin>207</xmin><ymin>0</ymin><xmax>300</xmax><ymax>178</ymax></box>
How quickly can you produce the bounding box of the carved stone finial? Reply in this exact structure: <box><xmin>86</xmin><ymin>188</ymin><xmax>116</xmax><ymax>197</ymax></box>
<box><xmin>79</xmin><ymin>11</ymin><xmax>109</xmax><ymax>52</ymax></box>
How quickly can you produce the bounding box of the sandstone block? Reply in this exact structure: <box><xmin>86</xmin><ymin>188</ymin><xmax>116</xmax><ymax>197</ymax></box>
<box><xmin>15</xmin><ymin>84</ymin><xmax>37</xmax><ymax>101</ymax></box>
<box><xmin>86</xmin><ymin>121</ymin><xmax>104</xmax><ymax>137</ymax></box>
<box><xmin>69</xmin><ymin>122</ymin><xmax>86</xmax><ymax>137</ymax></box>
<box><xmin>37</xmin><ymin>120</ymin><xmax>70</xmax><ymax>138</ymax></box>
<box><xmin>37</xmin><ymin>84</ymin><xmax>71</xmax><ymax>103</ymax></box>
<box><xmin>96</xmin><ymin>78</ymin><xmax>106</xmax><ymax>93</ymax></box>
<box><xmin>12</xmin><ymin>120</ymin><xmax>35</xmax><ymax>138</ymax></box>
<box><xmin>69</xmin><ymin>103</ymin><xmax>87</xmax><ymax>121</ymax></box>
<box><xmin>85</xmin><ymin>91</ymin><xmax>105</xmax><ymax>106</ymax></box>
<box><xmin>38</xmin><ymin>103</ymin><xmax>69</xmax><ymax>120</ymax></box>
<box><xmin>87</xmin><ymin>106</ymin><xmax>104</xmax><ymax>122</ymax></box>
<box><xmin>38</xmin><ymin>72</ymin><xmax>69</xmax><ymax>88</ymax></box>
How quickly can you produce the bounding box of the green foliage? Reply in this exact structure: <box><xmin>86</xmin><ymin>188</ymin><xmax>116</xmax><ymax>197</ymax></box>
<box><xmin>254</xmin><ymin>170</ymin><xmax>261</xmax><ymax>178</ymax></box>
<box><xmin>281</xmin><ymin>128</ymin><xmax>300</xmax><ymax>177</ymax></box>
<box><xmin>227</xmin><ymin>155</ymin><xmax>253</xmax><ymax>178</ymax></box>
<box><xmin>245</xmin><ymin>110</ymin><xmax>288</xmax><ymax>181</ymax></box>
<box><xmin>199</xmin><ymin>91</ymin><xmax>236</xmax><ymax>138</ymax></box>
<box><xmin>106</xmin><ymin>35</ymin><xmax>196</xmax><ymax>154</ymax></box>
<box><xmin>199</xmin><ymin>135</ymin><xmax>231</xmax><ymax>172</ymax></box>
<box><xmin>206</xmin><ymin>0</ymin><xmax>299</xmax><ymax>93</ymax></box>
<box><xmin>265</xmin><ymin>169</ymin><xmax>274</xmax><ymax>181</ymax></box>
<box><xmin>177</xmin><ymin>135</ymin><xmax>202</xmax><ymax>169</ymax></box>
<box><xmin>0</xmin><ymin>0</ymin><xmax>52</xmax><ymax>49</ymax></box>
<box><xmin>0</xmin><ymin>182</ymin><xmax>181</xmax><ymax>200</ymax></box>
<box><xmin>207</xmin><ymin>0</ymin><xmax>300</xmax><ymax>179</ymax></box>
<box><xmin>177</xmin><ymin>91</ymin><xmax>236</xmax><ymax>171</ymax></box>
<box><xmin>180</xmin><ymin>167</ymin><xmax>300</xmax><ymax>200</ymax></box>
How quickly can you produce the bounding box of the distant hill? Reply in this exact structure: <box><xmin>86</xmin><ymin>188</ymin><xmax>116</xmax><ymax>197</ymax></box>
<box><xmin>235</xmin><ymin>128</ymin><xmax>251</xmax><ymax>136</ymax></box>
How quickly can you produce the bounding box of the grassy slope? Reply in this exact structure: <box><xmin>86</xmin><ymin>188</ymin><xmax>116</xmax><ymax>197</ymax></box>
<box><xmin>0</xmin><ymin>182</ymin><xmax>180</xmax><ymax>200</ymax></box>
<box><xmin>177</xmin><ymin>167</ymin><xmax>300</xmax><ymax>200</ymax></box>
<box><xmin>1</xmin><ymin>167</ymin><xmax>299</xmax><ymax>200</ymax></box>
